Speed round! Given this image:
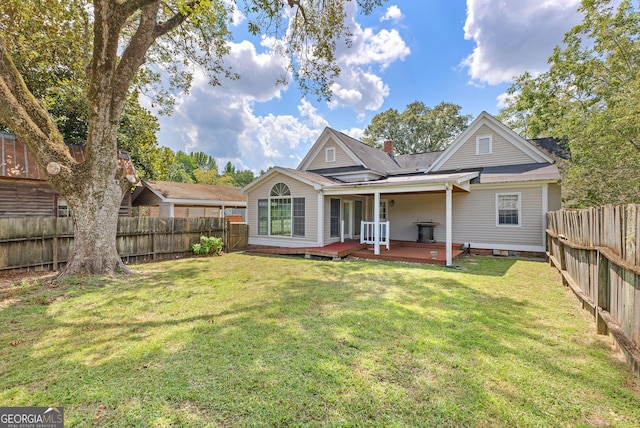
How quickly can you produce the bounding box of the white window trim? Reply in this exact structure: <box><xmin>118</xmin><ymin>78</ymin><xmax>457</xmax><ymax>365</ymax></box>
<box><xmin>496</xmin><ymin>192</ymin><xmax>521</xmax><ymax>227</ymax></box>
<box><xmin>476</xmin><ymin>135</ymin><xmax>492</xmax><ymax>155</ymax></box>
<box><xmin>325</xmin><ymin>147</ymin><xmax>336</xmax><ymax>162</ymax></box>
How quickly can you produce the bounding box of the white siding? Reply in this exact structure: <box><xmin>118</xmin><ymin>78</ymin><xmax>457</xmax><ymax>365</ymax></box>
<box><xmin>246</xmin><ymin>172</ymin><xmax>319</xmax><ymax>247</ymax></box>
<box><xmin>387</xmin><ymin>184</ymin><xmax>546</xmax><ymax>250</ymax></box>
<box><xmin>387</xmin><ymin>193</ymin><xmax>447</xmax><ymax>242</ymax></box>
<box><xmin>438</xmin><ymin>124</ymin><xmax>538</xmax><ymax>171</ymax></box>
<box><xmin>306</xmin><ymin>139</ymin><xmax>359</xmax><ymax>170</ymax></box>
<box><xmin>451</xmin><ymin>185</ymin><xmax>544</xmax><ymax>248</ymax></box>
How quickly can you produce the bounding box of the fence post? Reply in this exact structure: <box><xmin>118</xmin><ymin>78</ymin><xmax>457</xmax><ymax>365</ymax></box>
<box><xmin>52</xmin><ymin>217</ymin><xmax>59</xmax><ymax>271</ymax></box>
<box><xmin>596</xmin><ymin>251</ymin><xmax>609</xmax><ymax>335</ymax></box>
<box><xmin>151</xmin><ymin>223</ymin><xmax>156</xmax><ymax>261</ymax></box>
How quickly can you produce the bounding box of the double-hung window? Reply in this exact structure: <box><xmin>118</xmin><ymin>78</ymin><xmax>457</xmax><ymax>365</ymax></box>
<box><xmin>496</xmin><ymin>193</ymin><xmax>521</xmax><ymax>226</ymax></box>
<box><xmin>476</xmin><ymin>135</ymin><xmax>492</xmax><ymax>155</ymax></box>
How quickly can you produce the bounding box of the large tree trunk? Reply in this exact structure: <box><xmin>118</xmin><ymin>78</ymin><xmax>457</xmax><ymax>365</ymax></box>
<box><xmin>61</xmin><ymin>176</ymin><xmax>129</xmax><ymax>277</ymax></box>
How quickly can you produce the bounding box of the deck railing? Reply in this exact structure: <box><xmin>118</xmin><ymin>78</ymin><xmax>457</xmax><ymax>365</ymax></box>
<box><xmin>360</xmin><ymin>221</ymin><xmax>390</xmax><ymax>250</ymax></box>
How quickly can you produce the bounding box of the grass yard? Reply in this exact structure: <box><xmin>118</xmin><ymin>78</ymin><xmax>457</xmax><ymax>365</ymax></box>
<box><xmin>1</xmin><ymin>254</ymin><xmax>640</xmax><ymax>427</ymax></box>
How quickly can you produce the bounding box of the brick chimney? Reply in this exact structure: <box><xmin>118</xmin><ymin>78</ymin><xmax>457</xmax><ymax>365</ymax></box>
<box><xmin>383</xmin><ymin>140</ymin><xmax>394</xmax><ymax>155</ymax></box>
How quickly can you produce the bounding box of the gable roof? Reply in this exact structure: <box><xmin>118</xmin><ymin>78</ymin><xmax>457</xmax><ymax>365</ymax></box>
<box><xmin>328</xmin><ymin>129</ymin><xmax>400</xmax><ymax>174</ymax></box>
<box><xmin>140</xmin><ymin>180</ymin><xmax>245</xmax><ymax>203</ymax></box>
<box><xmin>298</xmin><ymin>127</ymin><xmax>399</xmax><ymax>174</ymax></box>
<box><xmin>242</xmin><ymin>166</ymin><xmax>337</xmax><ymax>193</ymax></box>
<box><xmin>426</xmin><ymin>111</ymin><xmax>554</xmax><ymax>172</ymax></box>
<box><xmin>527</xmin><ymin>137</ymin><xmax>570</xmax><ymax>162</ymax></box>
<box><xmin>394</xmin><ymin>151</ymin><xmax>443</xmax><ymax>171</ymax></box>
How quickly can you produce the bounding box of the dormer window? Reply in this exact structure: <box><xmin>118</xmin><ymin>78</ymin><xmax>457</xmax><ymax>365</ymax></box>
<box><xmin>325</xmin><ymin>147</ymin><xmax>336</xmax><ymax>162</ymax></box>
<box><xmin>476</xmin><ymin>135</ymin><xmax>492</xmax><ymax>155</ymax></box>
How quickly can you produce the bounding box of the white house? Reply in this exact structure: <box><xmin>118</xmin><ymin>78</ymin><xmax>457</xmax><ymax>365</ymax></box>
<box><xmin>242</xmin><ymin>112</ymin><xmax>563</xmax><ymax>265</ymax></box>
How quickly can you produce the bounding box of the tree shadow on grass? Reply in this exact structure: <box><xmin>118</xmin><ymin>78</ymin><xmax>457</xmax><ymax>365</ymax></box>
<box><xmin>1</xmin><ymin>255</ymin><xmax>639</xmax><ymax>426</ymax></box>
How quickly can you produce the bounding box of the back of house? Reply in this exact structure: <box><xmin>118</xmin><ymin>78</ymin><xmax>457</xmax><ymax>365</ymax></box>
<box><xmin>242</xmin><ymin>112</ymin><xmax>562</xmax><ymax>259</ymax></box>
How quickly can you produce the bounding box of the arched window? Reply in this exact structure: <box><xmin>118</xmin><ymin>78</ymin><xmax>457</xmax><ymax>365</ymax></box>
<box><xmin>270</xmin><ymin>183</ymin><xmax>290</xmax><ymax>197</ymax></box>
<box><xmin>258</xmin><ymin>183</ymin><xmax>305</xmax><ymax>237</ymax></box>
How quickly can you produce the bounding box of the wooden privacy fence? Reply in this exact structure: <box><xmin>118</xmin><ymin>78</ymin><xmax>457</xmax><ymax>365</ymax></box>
<box><xmin>0</xmin><ymin>217</ymin><xmax>249</xmax><ymax>273</ymax></box>
<box><xmin>547</xmin><ymin>205</ymin><xmax>640</xmax><ymax>373</ymax></box>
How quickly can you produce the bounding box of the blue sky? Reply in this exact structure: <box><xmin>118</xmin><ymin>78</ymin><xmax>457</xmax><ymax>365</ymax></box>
<box><xmin>152</xmin><ymin>0</ymin><xmax>584</xmax><ymax>174</ymax></box>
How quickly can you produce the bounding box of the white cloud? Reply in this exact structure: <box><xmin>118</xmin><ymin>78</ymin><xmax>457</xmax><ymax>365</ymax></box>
<box><xmin>462</xmin><ymin>0</ymin><xmax>582</xmax><ymax>85</ymax></box>
<box><xmin>381</xmin><ymin>5</ymin><xmax>404</xmax><ymax>23</ymax></box>
<box><xmin>346</xmin><ymin>28</ymin><xmax>410</xmax><ymax>69</ymax></box>
<box><xmin>325</xmin><ymin>2</ymin><xmax>409</xmax><ymax>112</ymax></box>
<box><xmin>153</xmin><ymin>2</ymin><xmax>410</xmax><ymax>173</ymax></box>
<box><xmin>342</xmin><ymin>127</ymin><xmax>365</xmax><ymax>141</ymax></box>
<box><xmin>223</xmin><ymin>0</ymin><xmax>246</xmax><ymax>27</ymax></box>
<box><xmin>328</xmin><ymin>70</ymin><xmax>389</xmax><ymax>112</ymax></box>
<box><xmin>496</xmin><ymin>91</ymin><xmax>519</xmax><ymax>109</ymax></box>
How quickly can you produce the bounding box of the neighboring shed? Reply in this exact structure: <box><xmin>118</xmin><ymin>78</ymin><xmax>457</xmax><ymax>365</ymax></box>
<box><xmin>0</xmin><ymin>133</ymin><xmax>136</xmax><ymax>218</ymax></box>
<box><xmin>132</xmin><ymin>180</ymin><xmax>247</xmax><ymax>220</ymax></box>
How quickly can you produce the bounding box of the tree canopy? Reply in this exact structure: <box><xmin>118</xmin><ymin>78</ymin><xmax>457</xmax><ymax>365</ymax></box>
<box><xmin>500</xmin><ymin>0</ymin><xmax>640</xmax><ymax>207</ymax></box>
<box><xmin>362</xmin><ymin>101</ymin><xmax>472</xmax><ymax>154</ymax></box>
<box><xmin>0</xmin><ymin>0</ymin><xmax>387</xmax><ymax>276</ymax></box>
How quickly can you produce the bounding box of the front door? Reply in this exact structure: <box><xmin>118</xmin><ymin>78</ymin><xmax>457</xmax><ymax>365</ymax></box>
<box><xmin>380</xmin><ymin>199</ymin><xmax>388</xmax><ymax>239</ymax></box>
<box><xmin>343</xmin><ymin>200</ymin><xmax>352</xmax><ymax>239</ymax></box>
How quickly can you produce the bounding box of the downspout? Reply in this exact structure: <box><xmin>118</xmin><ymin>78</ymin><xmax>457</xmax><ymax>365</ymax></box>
<box><xmin>542</xmin><ymin>184</ymin><xmax>548</xmax><ymax>251</ymax></box>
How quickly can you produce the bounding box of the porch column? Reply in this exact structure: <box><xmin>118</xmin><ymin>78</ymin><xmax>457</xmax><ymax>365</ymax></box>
<box><xmin>374</xmin><ymin>191</ymin><xmax>380</xmax><ymax>255</ymax></box>
<box><xmin>445</xmin><ymin>183</ymin><xmax>452</xmax><ymax>266</ymax></box>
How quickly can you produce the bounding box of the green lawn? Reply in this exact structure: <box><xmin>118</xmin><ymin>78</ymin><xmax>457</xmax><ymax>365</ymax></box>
<box><xmin>1</xmin><ymin>254</ymin><xmax>640</xmax><ymax>427</ymax></box>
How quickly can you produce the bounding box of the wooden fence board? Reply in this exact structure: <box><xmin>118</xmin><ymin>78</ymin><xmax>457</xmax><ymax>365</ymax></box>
<box><xmin>547</xmin><ymin>205</ymin><xmax>640</xmax><ymax>374</ymax></box>
<box><xmin>0</xmin><ymin>216</ymin><xmax>245</xmax><ymax>273</ymax></box>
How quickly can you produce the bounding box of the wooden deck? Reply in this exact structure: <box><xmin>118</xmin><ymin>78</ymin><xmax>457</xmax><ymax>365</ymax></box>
<box><xmin>247</xmin><ymin>240</ymin><xmax>465</xmax><ymax>265</ymax></box>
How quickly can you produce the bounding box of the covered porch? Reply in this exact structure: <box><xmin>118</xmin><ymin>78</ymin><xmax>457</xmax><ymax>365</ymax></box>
<box><xmin>323</xmin><ymin>171</ymin><xmax>478</xmax><ymax>266</ymax></box>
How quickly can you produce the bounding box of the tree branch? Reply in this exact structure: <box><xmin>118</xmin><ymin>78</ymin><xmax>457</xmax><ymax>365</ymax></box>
<box><xmin>120</xmin><ymin>0</ymin><xmax>160</xmax><ymax>17</ymax></box>
<box><xmin>112</xmin><ymin>2</ymin><xmax>161</xmax><ymax>113</ymax></box>
<box><xmin>0</xmin><ymin>39</ymin><xmax>74</xmax><ymax>175</ymax></box>
<box><xmin>154</xmin><ymin>2</ymin><xmax>195</xmax><ymax>38</ymax></box>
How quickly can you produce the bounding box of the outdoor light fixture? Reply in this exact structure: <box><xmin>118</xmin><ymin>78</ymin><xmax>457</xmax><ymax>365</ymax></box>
<box><xmin>390</xmin><ymin>200</ymin><xmax>395</xmax><ymax>207</ymax></box>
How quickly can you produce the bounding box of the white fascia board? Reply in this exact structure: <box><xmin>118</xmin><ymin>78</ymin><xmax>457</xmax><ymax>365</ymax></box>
<box><xmin>163</xmin><ymin>199</ymin><xmax>247</xmax><ymax>207</ymax></box>
<box><xmin>297</xmin><ymin>128</ymin><xmax>364</xmax><ymax>171</ymax></box>
<box><xmin>242</xmin><ymin>166</ymin><xmax>325</xmax><ymax>193</ymax></box>
<box><xmin>427</xmin><ymin>114</ymin><xmax>489</xmax><ymax>172</ymax></box>
<box><xmin>427</xmin><ymin>112</ymin><xmax>553</xmax><ymax>172</ymax></box>
<box><xmin>470</xmin><ymin>180</ymin><xmax>557</xmax><ymax>191</ymax></box>
<box><xmin>322</xmin><ymin>171</ymin><xmax>479</xmax><ymax>195</ymax></box>
<box><xmin>323</xmin><ymin>183</ymin><xmax>448</xmax><ymax>196</ymax></box>
<box><xmin>324</xmin><ymin>170</ymin><xmax>386</xmax><ymax>182</ymax></box>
